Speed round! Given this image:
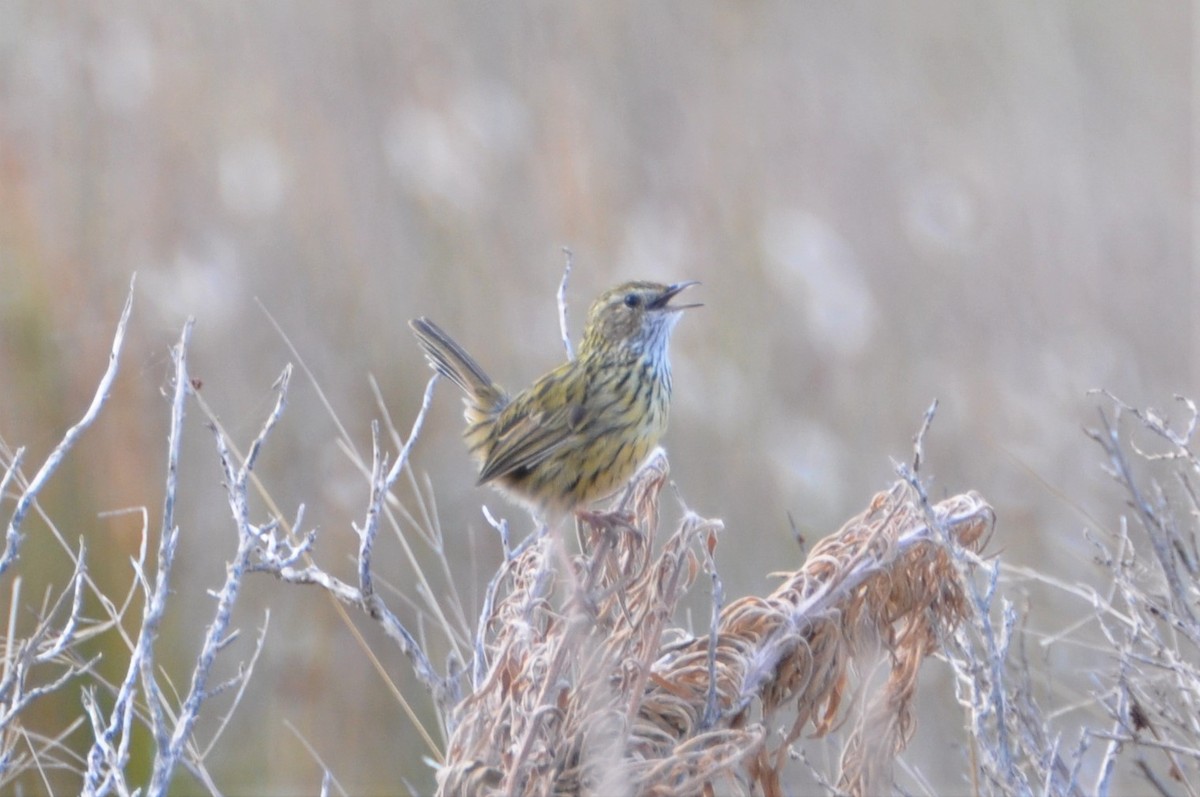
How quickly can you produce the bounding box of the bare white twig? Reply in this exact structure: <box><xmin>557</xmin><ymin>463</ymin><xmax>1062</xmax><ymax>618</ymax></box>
<box><xmin>147</xmin><ymin>361</ymin><xmax>291</xmax><ymax>793</ymax></box>
<box><xmin>83</xmin><ymin>318</ymin><xmax>192</xmax><ymax>797</ymax></box>
<box><xmin>912</xmin><ymin>398</ymin><xmax>938</xmax><ymax>474</ymax></box>
<box><xmin>1087</xmin><ymin>408</ymin><xmax>1197</xmax><ymax>626</ymax></box>
<box><xmin>700</xmin><ymin>532</ymin><xmax>725</xmax><ymax>730</ymax></box>
<box><xmin>0</xmin><ymin>548</ymin><xmax>98</xmax><ymax>757</ymax></box>
<box><xmin>233</xmin><ymin>372</ymin><xmax>450</xmax><ymax>757</ymax></box>
<box><xmin>352</xmin><ymin>376</ymin><xmax>447</xmax><ymax>699</ymax></box>
<box><xmin>266</xmin><ymin>306</ymin><xmax>470</xmax><ymax>654</ymax></box>
<box><xmin>200</xmin><ymin>612</ymin><xmax>271</xmax><ymax>758</ymax></box>
<box><xmin>384</xmin><ymin>374</ymin><xmax>438</xmax><ymax>492</ymax></box>
<box><xmin>558</xmin><ymin>247</ymin><xmax>574</xmax><ymax>361</ymax></box>
<box><xmin>35</xmin><ymin>539</ymin><xmax>88</xmax><ymax>663</ymax></box>
<box><xmin>2</xmin><ymin>275</ymin><xmax>136</xmax><ymax>576</ymax></box>
<box><xmin>0</xmin><ymin>446</ymin><xmax>25</xmax><ymax>509</ymax></box>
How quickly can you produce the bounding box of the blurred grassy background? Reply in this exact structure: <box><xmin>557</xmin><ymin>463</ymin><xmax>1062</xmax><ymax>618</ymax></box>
<box><xmin>0</xmin><ymin>2</ymin><xmax>1190</xmax><ymax>794</ymax></box>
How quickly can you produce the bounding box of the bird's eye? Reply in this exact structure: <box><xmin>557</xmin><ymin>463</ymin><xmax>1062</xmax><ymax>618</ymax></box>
<box><xmin>623</xmin><ymin>293</ymin><xmax>641</xmax><ymax>308</ymax></box>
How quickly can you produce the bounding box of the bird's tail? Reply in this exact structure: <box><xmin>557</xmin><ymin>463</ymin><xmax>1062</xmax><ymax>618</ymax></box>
<box><xmin>410</xmin><ymin>318</ymin><xmax>507</xmax><ymax>414</ymax></box>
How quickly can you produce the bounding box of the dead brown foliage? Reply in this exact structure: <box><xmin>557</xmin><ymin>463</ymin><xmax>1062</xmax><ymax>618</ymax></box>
<box><xmin>437</xmin><ymin>451</ymin><xmax>994</xmax><ymax>796</ymax></box>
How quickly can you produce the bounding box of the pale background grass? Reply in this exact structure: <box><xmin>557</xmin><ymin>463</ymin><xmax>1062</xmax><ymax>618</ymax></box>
<box><xmin>0</xmin><ymin>3</ymin><xmax>1190</xmax><ymax>793</ymax></box>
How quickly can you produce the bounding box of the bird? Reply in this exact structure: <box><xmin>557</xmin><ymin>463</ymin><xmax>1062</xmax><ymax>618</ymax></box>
<box><xmin>410</xmin><ymin>280</ymin><xmax>699</xmax><ymax>519</ymax></box>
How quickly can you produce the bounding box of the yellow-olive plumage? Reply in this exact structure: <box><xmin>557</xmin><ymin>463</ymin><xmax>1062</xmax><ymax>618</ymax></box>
<box><xmin>410</xmin><ymin>280</ymin><xmax>698</xmax><ymax>517</ymax></box>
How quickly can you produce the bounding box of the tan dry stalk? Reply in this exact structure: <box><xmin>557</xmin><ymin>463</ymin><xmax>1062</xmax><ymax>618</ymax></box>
<box><xmin>437</xmin><ymin>453</ymin><xmax>993</xmax><ymax>797</ymax></box>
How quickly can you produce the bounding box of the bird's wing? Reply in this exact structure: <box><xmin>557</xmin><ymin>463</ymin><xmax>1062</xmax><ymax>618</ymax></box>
<box><xmin>476</xmin><ymin>410</ymin><xmax>574</xmax><ymax>484</ymax></box>
<box><xmin>476</xmin><ymin>365</ymin><xmax>589</xmax><ymax>485</ymax></box>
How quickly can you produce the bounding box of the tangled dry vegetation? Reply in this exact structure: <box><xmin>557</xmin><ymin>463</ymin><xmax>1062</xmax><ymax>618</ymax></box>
<box><xmin>3</xmin><ymin>279</ymin><xmax>1200</xmax><ymax>795</ymax></box>
<box><xmin>438</xmin><ymin>450</ymin><xmax>994</xmax><ymax>797</ymax></box>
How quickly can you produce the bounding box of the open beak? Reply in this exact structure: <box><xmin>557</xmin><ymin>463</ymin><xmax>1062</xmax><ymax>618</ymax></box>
<box><xmin>650</xmin><ymin>280</ymin><xmax>702</xmax><ymax>311</ymax></box>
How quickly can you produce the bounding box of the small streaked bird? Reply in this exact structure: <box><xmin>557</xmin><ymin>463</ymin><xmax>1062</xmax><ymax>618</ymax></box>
<box><xmin>410</xmin><ymin>280</ymin><xmax>699</xmax><ymax>518</ymax></box>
